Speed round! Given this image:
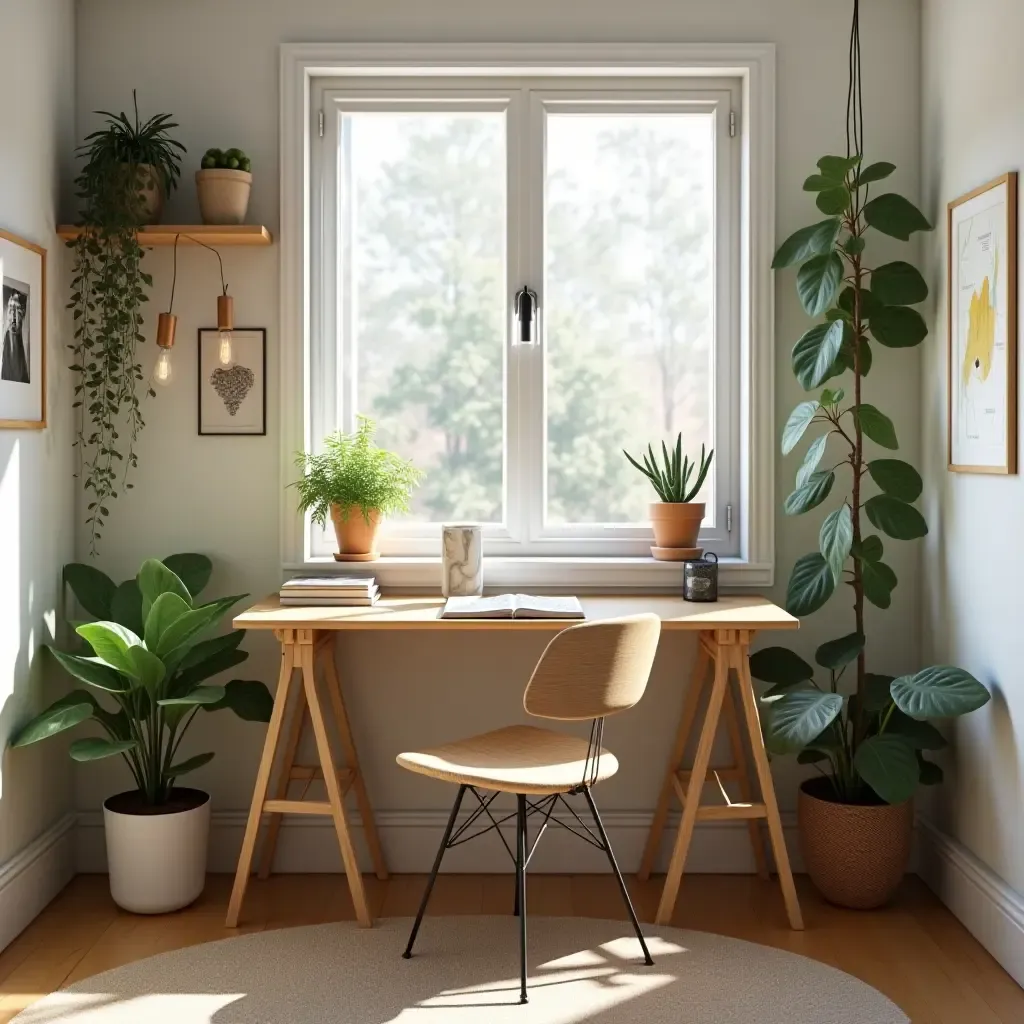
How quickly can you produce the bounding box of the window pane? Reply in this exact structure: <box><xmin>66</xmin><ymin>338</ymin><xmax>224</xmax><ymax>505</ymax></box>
<box><xmin>345</xmin><ymin>112</ymin><xmax>506</xmax><ymax>523</ymax></box>
<box><xmin>544</xmin><ymin>113</ymin><xmax>716</xmax><ymax>525</ymax></box>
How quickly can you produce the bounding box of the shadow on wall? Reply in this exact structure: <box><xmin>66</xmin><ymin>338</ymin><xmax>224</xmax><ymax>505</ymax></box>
<box><xmin>931</xmin><ymin>681</ymin><xmax>1021</xmax><ymax>875</ymax></box>
<box><xmin>0</xmin><ymin>431</ymin><xmax>64</xmax><ymax>834</ymax></box>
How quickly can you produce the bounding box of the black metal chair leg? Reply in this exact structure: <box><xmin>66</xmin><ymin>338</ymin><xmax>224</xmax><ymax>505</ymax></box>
<box><xmin>582</xmin><ymin>786</ymin><xmax>654</xmax><ymax>966</ymax></box>
<box><xmin>403</xmin><ymin>784</ymin><xmax>467</xmax><ymax>959</ymax></box>
<box><xmin>513</xmin><ymin>800</ymin><xmax>527</xmax><ymax>916</ymax></box>
<box><xmin>516</xmin><ymin>793</ymin><xmax>528</xmax><ymax>1004</ymax></box>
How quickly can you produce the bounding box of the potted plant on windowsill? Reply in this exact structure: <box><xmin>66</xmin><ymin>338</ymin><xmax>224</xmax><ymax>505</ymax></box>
<box><xmin>293</xmin><ymin>416</ymin><xmax>423</xmax><ymax>561</ymax></box>
<box><xmin>760</xmin><ymin>1</ymin><xmax>990</xmax><ymax>910</ymax></box>
<box><xmin>11</xmin><ymin>554</ymin><xmax>272</xmax><ymax>914</ymax></box>
<box><xmin>624</xmin><ymin>435</ymin><xmax>713</xmax><ymax>560</ymax></box>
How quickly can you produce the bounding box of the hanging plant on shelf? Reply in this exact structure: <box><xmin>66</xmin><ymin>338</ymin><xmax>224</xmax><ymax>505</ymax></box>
<box><xmin>757</xmin><ymin>0</ymin><xmax>990</xmax><ymax>909</ymax></box>
<box><xmin>68</xmin><ymin>90</ymin><xmax>185</xmax><ymax>555</ymax></box>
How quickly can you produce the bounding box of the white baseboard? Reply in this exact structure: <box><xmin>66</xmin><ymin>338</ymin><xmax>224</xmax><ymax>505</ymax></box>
<box><xmin>77</xmin><ymin>806</ymin><xmax>805</xmax><ymax>876</ymax></box>
<box><xmin>917</xmin><ymin>816</ymin><xmax>1024</xmax><ymax>989</ymax></box>
<box><xmin>0</xmin><ymin>813</ymin><xmax>76</xmax><ymax>953</ymax></box>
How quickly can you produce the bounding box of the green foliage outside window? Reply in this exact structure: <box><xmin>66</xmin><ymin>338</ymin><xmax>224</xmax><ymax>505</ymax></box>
<box><xmin>355</xmin><ymin>116</ymin><xmax>712</xmax><ymax>525</ymax></box>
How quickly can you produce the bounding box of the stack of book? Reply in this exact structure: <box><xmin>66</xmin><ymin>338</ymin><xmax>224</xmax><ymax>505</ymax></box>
<box><xmin>279</xmin><ymin>576</ymin><xmax>380</xmax><ymax>606</ymax></box>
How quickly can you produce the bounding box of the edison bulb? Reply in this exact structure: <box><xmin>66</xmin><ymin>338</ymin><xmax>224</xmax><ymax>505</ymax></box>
<box><xmin>218</xmin><ymin>329</ymin><xmax>234</xmax><ymax>366</ymax></box>
<box><xmin>152</xmin><ymin>348</ymin><xmax>174</xmax><ymax>387</ymax></box>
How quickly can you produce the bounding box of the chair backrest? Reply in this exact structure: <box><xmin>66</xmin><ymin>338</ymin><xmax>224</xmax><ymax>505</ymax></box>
<box><xmin>522</xmin><ymin>614</ymin><xmax>661</xmax><ymax>721</ymax></box>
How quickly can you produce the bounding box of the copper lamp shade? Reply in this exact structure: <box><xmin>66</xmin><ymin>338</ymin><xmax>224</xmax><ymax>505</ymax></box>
<box><xmin>217</xmin><ymin>293</ymin><xmax>234</xmax><ymax>333</ymax></box>
<box><xmin>156</xmin><ymin>312</ymin><xmax>178</xmax><ymax>349</ymax></box>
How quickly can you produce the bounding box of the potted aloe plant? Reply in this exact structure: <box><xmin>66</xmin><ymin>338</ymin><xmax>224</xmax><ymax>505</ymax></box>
<box><xmin>293</xmin><ymin>416</ymin><xmax>423</xmax><ymax>560</ymax></box>
<box><xmin>623</xmin><ymin>435</ymin><xmax>713</xmax><ymax>560</ymax></box>
<box><xmin>761</xmin><ymin>2</ymin><xmax>990</xmax><ymax>909</ymax></box>
<box><xmin>11</xmin><ymin>554</ymin><xmax>272</xmax><ymax>914</ymax></box>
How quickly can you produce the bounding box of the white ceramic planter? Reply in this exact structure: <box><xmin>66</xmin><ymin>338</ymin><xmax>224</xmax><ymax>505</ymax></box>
<box><xmin>103</xmin><ymin>788</ymin><xmax>211</xmax><ymax>914</ymax></box>
<box><xmin>195</xmin><ymin>168</ymin><xmax>252</xmax><ymax>225</ymax></box>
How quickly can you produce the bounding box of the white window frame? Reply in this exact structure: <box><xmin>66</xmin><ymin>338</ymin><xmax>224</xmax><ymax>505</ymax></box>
<box><xmin>280</xmin><ymin>44</ymin><xmax>776</xmax><ymax>589</ymax></box>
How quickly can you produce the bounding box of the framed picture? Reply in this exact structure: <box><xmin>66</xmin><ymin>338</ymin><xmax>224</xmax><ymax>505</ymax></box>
<box><xmin>197</xmin><ymin>327</ymin><xmax>266</xmax><ymax>435</ymax></box>
<box><xmin>0</xmin><ymin>228</ymin><xmax>46</xmax><ymax>429</ymax></box>
<box><xmin>948</xmin><ymin>172</ymin><xmax>1018</xmax><ymax>474</ymax></box>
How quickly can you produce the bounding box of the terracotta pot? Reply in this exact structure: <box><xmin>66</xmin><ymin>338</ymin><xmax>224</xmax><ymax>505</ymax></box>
<box><xmin>648</xmin><ymin>502</ymin><xmax>705</xmax><ymax>556</ymax></box>
<box><xmin>330</xmin><ymin>504</ymin><xmax>382</xmax><ymax>559</ymax></box>
<box><xmin>195</xmin><ymin>168</ymin><xmax>252</xmax><ymax>225</ymax></box>
<box><xmin>798</xmin><ymin>777</ymin><xmax>913</xmax><ymax>909</ymax></box>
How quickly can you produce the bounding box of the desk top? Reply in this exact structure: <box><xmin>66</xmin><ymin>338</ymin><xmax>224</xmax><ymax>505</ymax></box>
<box><xmin>234</xmin><ymin>594</ymin><xmax>798</xmax><ymax>633</ymax></box>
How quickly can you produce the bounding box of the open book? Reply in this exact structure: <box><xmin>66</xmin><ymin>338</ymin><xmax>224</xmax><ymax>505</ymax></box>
<box><xmin>440</xmin><ymin>594</ymin><xmax>585</xmax><ymax>620</ymax></box>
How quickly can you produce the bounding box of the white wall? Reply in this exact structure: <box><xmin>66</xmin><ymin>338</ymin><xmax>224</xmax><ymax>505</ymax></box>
<box><xmin>72</xmin><ymin>0</ymin><xmax>923</xmax><ymax>870</ymax></box>
<box><xmin>919</xmin><ymin>0</ymin><xmax>1024</xmax><ymax>980</ymax></box>
<box><xmin>0</xmin><ymin>0</ymin><xmax>76</xmax><ymax>945</ymax></box>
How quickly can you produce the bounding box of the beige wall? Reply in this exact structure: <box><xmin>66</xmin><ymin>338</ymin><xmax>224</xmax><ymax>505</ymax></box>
<box><xmin>72</xmin><ymin>0</ymin><xmax>923</xmax><ymax>869</ymax></box>
<box><xmin>920</xmin><ymin>0</ymin><xmax>1024</xmax><ymax>899</ymax></box>
<box><xmin>0</xmin><ymin>0</ymin><xmax>76</xmax><ymax>866</ymax></box>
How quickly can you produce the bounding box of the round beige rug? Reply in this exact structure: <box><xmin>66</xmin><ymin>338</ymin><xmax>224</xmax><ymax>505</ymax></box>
<box><xmin>14</xmin><ymin>917</ymin><xmax>907</xmax><ymax>1023</ymax></box>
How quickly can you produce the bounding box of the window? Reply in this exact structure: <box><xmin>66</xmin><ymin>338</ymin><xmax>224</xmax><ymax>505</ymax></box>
<box><xmin>284</xmin><ymin>46</ymin><xmax>776</xmax><ymax>583</ymax></box>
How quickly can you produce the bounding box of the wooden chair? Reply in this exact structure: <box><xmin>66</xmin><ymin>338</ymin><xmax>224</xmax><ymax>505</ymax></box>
<box><xmin>396</xmin><ymin>613</ymin><xmax>661</xmax><ymax>1004</ymax></box>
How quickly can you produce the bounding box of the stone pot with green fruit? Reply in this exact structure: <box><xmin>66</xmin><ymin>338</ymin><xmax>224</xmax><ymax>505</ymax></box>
<box><xmin>196</xmin><ymin>147</ymin><xmax>252</xmax><ymax>225</ymax></box>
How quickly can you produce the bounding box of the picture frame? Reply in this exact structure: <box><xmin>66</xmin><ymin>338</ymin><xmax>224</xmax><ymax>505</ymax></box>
<box><xmin>0</xmin><ymin>228</ymin><xmax>46</xmax><ymax>429</ymax></box>
<box><xmin>197</xmin><ymin>327</ymin><xmax>266</xmax><ymax>435</ymax></box>
<box><xmin>948</xmin><ymin>172</ymin><xmax>1018</xmax><ymax>474</ymax></box>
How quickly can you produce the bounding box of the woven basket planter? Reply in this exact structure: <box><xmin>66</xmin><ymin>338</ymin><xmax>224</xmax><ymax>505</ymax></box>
<box><xmin>798</xmin><ymin>777</ymin><xmax>913</xmax><ymax>909</ymax></box>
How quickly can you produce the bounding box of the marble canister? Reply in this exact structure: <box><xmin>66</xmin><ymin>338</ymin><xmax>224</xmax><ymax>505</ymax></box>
<box><xmin>441</xmin><ymin>524</ymin><xmax>483</xmax><ymax>596</ymax></box>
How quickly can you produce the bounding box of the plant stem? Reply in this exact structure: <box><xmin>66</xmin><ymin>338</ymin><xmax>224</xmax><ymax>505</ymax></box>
<box><xmin>850</xmin><ymin>197</ymin><xmax>867</xmax><ymax>762</ymax></box>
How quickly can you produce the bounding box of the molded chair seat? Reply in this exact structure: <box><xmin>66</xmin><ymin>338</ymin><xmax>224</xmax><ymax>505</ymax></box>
<box><xmin>397</xmin><ymin>724</ymin><xmax>618</xmax><ymax>796</ymax></box>
<box><xmin>398</xmin><ymin>615</ymin><xmax>661</xmax><ymax>1003</ymax></box>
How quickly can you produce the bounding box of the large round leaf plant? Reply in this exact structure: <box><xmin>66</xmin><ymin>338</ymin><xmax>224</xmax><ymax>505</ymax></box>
<box><xmin>11</xmin><ymin>554</ymin><xmax>272</xmax><ymax>806</ymax></box>
<box><xmin>759</xmin><ymin>153</ymin><xmax>990</xmax><ymax>805</ymax></box>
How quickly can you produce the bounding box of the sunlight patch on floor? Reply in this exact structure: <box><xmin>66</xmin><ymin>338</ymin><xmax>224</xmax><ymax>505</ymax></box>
<box><xmin>14</xmin><ymin>993</ymin><xmax>245</xmax><ymax>1024</ymax></box>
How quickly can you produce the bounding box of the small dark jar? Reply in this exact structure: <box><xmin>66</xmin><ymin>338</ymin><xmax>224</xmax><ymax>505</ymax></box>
<box><xmin>683</xmin><ymin>552</ymin><xmax>719</xmax><ymax>602</ymax></box>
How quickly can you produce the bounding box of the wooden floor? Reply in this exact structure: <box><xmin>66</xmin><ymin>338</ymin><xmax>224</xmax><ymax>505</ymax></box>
<box><xmin>0</xmin><ymin>873</ymin><xmax>1020</xmax><ymax>1023</ymax></box>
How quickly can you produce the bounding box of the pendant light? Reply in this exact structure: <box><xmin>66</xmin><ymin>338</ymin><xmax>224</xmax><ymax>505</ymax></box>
<box><xmin>153</xmin><ymin>232</ymin><xmax>236</xmax><ymax>387</ymax></box>
<box><xmin>153</xmin><ymin>234</ymin><xmax>180</xmax><ymax>387</ymax></box>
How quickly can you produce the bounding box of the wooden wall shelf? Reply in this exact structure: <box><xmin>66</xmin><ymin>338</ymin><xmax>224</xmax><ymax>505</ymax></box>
<box><xmin>57</xmin><ymin>224</ymin><xmax>273</xmax><ymax>246</ymax></box>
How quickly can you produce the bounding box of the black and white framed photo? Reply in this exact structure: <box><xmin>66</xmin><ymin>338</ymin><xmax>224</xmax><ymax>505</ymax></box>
<box><xmin>198</xmin><ymin>327</ymin><xmax>266</xmax><ymax>435</ymax></box>
<box><xmin>0</xmin><ymin>228</ymin><xmax>46</xmax><ymax>429</ymax></box>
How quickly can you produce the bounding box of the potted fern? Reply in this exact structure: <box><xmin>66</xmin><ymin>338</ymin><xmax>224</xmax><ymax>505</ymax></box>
<box><xmin>294</xmin><ymin>416</ymin><xmax>423</xmax><ymax>560</ymax></box>
<box><xmin>624</xmin><ymin>435</ymin><xmax>713</xmax><ymax>560</ymax></box>
<box><xmin>761</xmin><ymin>1</ymin><xmax>990</xmax><ymax>909</ymax></box>
<box><xmin>11</xmin><ymin>554</ymin><xmax>272</xmax><ymax>914</ymax></box>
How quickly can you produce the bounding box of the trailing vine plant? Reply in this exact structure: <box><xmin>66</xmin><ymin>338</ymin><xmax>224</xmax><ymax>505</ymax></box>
<box><xmin>753</xmin><ymin>1</ymin><xmax>989</xmax><ymax>805</ymax></box>
<box><xmin>68</xmin><ymin>92</ymin><xmax>184</xmax><ymax>555</ymax></box>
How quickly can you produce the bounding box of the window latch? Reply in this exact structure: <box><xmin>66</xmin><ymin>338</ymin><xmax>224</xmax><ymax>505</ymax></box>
<box><xmin>513</xmin><ymin>286</ymin><xmax>539</xmax><ymax>346</ymax></box>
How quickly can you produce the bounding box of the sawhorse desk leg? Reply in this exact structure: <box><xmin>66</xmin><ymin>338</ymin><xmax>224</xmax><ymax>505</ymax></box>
<box><xmin>226</xmin><ymin>629</ymin><xmax>387</xmax><ymax>928</ymax></box>
<box><xmin>640</xmin><ymin>629</ymin><xmax>803</xmax><ymax>930</ymax></box>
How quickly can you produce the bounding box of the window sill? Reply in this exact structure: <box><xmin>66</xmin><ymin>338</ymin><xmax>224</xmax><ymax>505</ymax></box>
<box><xmin>284</xmin><ymin>556</ymin><xmax>773</xmax><ymax>591</ymax></box>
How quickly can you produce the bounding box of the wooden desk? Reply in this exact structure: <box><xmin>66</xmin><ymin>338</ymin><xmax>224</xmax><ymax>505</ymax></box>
<box><xmin>226</xmin><ymin>594</ymin><xmax>802</xmax><ymax>930</ymax></box>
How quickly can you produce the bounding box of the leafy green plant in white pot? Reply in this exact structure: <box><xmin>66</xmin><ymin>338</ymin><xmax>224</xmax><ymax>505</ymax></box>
<box><xmin>761</xmin><ymin>1</ymin><xmax>990</xmax><ymax>909</ymax></box>
<box><xmin>11</xmin><ymin>554</ymin><xmax>272</xmax><ymax>914</ymax></box>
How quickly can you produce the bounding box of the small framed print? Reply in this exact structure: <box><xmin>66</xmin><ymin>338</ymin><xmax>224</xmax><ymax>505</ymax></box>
<box><xmin>198</xmin><ymin>327</ymin><xmax>266</xmax><ymax>435</ymax></box>
<box><xmin>948</xmin><ymin>173</ymin><xmax>1018</xmax><ymax>474</ymax></box>
<box><xmin>0</xmin><ymin>228</ymin><xmax>46</xmax><ymax>429</ymax></box>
